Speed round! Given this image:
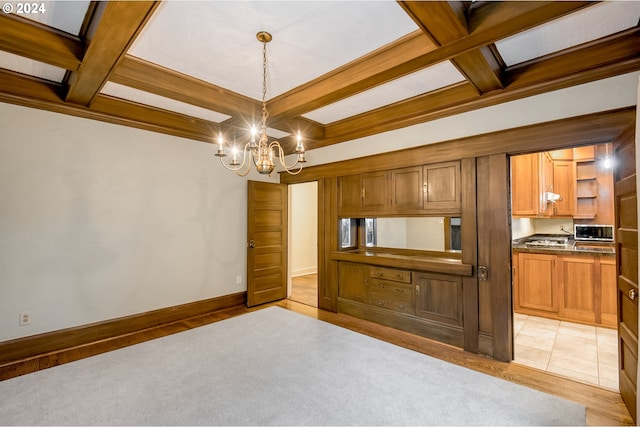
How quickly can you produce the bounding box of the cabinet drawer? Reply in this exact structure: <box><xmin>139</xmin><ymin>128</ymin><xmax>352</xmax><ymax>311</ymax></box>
<box><xmin>370</xmin><ymin>291</ymin><xmax>414</xmax><ymax>314</ymax></box>
<box><xmin>369</xmin><ymin>279</ymin><xmax>413</xmax><ymax>314</ymax></box>
<box><xmin>369</xmin><ymin>267</ymin><xmax>411</xmax><ymax>283</ymax></box>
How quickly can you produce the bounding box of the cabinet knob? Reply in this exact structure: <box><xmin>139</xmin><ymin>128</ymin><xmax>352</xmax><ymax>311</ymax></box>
<box><xmin>629</xmin><ymin>289</ymin><xmax>637</xmax><ymax>301</ymax></box>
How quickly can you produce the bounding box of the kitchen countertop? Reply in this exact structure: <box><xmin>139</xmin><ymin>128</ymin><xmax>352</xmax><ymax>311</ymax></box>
<box><xmin>512</xmin><ymin>234</ymin><xmax>615</xmax><ymax>256</ymax></box>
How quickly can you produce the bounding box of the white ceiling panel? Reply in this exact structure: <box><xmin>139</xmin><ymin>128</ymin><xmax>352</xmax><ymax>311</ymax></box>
<box><xmin>128</xmin><ymin>1</ymin><xmax>419</xmax><ymax>101</ymax></box>
<box><xmin>495</xmin><ymin>1</ymin><xmax>640</xmax><ymax>67</ymax></box>
<box><xmin>6</xmin><ymin>1</ymin><xmax>91</xmax><ymax>35</ymax></box>
<box><xmin>0</xmin><ymin>51</ymin><xmax>66</xmax><ymax>82</ymax></box>
<box><xmin>101</xmin><ymin>82</ymin><xmax>231</xmax><ymax>123</ymax></box>
<box><xmin>303</xmin><ymin>61</ymin><xmax>466</xmax><ymax>124</ymax></box>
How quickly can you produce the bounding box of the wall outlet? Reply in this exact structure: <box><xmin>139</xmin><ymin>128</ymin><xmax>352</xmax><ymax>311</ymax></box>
<box><xmin>19</xmin><ymin>311</ymin><xmax>31</xmax><ymax>326</ymax></box>
<box><xmin>236</xmin><ymin>275</ymin><xmax>243</xmax><ymax>286</ymax></box>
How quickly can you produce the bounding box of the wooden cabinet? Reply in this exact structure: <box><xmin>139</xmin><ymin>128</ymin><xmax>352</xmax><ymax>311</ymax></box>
<box><xmin>423</xmin><ymin>161</ymin><xmax>461</xmax><ymax>211</ymax></box>
<box><xmin>338</xmin><ymin>262</ymin><xmax>369</xmax><ymax>304</ymax></box>
<box><xmin>415</xmin><ymin>272</ymin><xmax>463</xmax><ymax>326</ymax></box>
<box><xmin>600</xmin><ymin>257</ymin><xmax>617</xmax><ymax>327</ymax></box>
<box><xmin>337</xmin><ymin>174</ymin><xmax>362</xmax><ymax>216</ymax></box>
<box><xmin>512</xmin><ymin>153</ymin><xmax>545</xmax><ymax>216</ymax></box>
<box><xmin>558</xmin><ymin>256</ymin><xmax>595</xmax><ymax>324</ymax></box>
<box><xmin>552</xmin><ymin>160</ymin><xmax>575</xmax><ymax>216</ymax></box>
<box><xmin>362</xmin><ymin>171</ymin><xmax>388</xmax><ymax>211</ymax></box>
<box><xmin>390</xmin><ymin>166</ymin><xmax>423</xmax><ymax>211</ymax></box>
<box><xmin>514</xmin><ymin>251</ymin><xmax>616</xmax><ymax>327</ymax></box>
<box><xmin>515</xmin><ymin>253</ymin><xmax>558</xmax><ymax>313</ymax></box>
<box><xmin>337</xmin><ymin>160</ymin><xmax>461</xmax><ymax>216</ymax></box>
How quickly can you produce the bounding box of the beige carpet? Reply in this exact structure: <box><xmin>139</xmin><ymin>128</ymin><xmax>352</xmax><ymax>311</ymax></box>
<box><xmin>0</xmin><ymin>307</ymin><xmax>585</xmax><ymax>425</ymax></box>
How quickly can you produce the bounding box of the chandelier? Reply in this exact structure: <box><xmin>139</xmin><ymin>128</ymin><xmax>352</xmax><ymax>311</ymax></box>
<box><xmin>215</xmin><ymin>31</ymin><xmax>306</xmax><ymax>176</ymax></box>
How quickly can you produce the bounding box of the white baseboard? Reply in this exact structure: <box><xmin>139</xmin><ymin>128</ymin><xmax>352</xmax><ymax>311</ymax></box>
<box><xmin>291</xmin><ymin>267</ymin><xmax>318</xmax><ymax>277</ymax></box>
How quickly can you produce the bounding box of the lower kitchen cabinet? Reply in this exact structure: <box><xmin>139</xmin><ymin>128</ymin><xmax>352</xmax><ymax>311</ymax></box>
<box><xmin>515</xmin><ymin>253</ymin><xmax>558</xmax><ymax>314</ymax></box>
<box><xmin>514</xmin><ymin>251</ymin><xmax>616</xmax><ymax>327</ymax></box>
<box><xmin>558</xmin><ymin>256</ymin><xmax>596</xmax><ymax>324</ymax></box>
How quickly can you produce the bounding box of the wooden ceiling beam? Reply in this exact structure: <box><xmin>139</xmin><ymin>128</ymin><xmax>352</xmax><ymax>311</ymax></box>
<box><xmin>267</xmin><ymin>31</ymin><xmax>438</xmax><ymax>121</ymax></box>
<box><xmin>0</xmin><ymin>68</ymin><xmax>219</xmax><ymax>144</ymax></box>
<box><xmin>317</xmin><ymin>28</ymin><xmax>640</xmax><ymax>147</ymax></box>
<box><xmin>0</xmin><ymin>13</ymin><xmax>82</xmax><ymax>71</ymax></box>
<box><xmin>399</xmin><ymin>0</ymin><xmax>503</xmax><ymax>94</ymax></box>
<box><xmin>65</xmin><ymin>1</ymin><xmax>160</xmax><ymax>106</ymax></box>
<box><xmin>112</xmin><ymin>55</ymin><xmax>261</xmax><ymax>118</ymax></box>
<box><xmin>267</xmin><ymin>1</ymin><xmax>592</xmax><ymax>123</ymax></box>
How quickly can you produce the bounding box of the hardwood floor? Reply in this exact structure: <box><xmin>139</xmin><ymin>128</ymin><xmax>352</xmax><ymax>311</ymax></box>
<box><xmin>1</xmin><ymin>298</ymin><xmax>632</xmax><ymax>425</ymax></box>
<box><xmin>289</xmin><ymin>273</ymin><xmax>318</xmax><ymax>307</ymax></box>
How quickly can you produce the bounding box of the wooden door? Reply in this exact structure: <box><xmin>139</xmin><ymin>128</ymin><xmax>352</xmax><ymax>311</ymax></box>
<box><xmin>614</xmin><ymin>125</ymin><xmax>638</xmax><ymax>422</ymax></box>
<box><xmin>247</xmin><ymin>181</ymin><xmax>288</xmax><ymax>307</ymax></box>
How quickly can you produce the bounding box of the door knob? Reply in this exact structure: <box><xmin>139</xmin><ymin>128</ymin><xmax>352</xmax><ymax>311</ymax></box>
<box><xmin>629</xmin><ymin>289</ymin><xmax>637</xmax><ymax>301</ymax></box>
<box><xmin>248</xmin><ymin>240</ymin><xmax>255</xmax><ymax>248</ymax></box>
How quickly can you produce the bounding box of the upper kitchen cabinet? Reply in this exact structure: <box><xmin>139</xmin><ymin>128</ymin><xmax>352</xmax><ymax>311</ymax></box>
<box><xmin>511</xmin><ymin>144</ymin><xmax>613</xmax><ymax>221</ymax></box>
<box><xmin>551</xmin><ymin>160</ymin><xmax>575</xmax><ymax>216</ymax></box>
<box><xmin>512</xmin><ymin>153</ymin><xmax>547</xmax><ymax>216</ymax></box>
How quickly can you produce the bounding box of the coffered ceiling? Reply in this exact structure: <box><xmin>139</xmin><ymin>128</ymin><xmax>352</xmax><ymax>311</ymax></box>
<box><xmin>1</xmin><ymin>1</ymin><xmax>639</xmax><ymax>154</ymax></box>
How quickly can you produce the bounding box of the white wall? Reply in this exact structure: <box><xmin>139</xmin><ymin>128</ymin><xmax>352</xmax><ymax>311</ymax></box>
<box><xmin>0</xmin><ymin>103</ymin><xmax>275</xmax><ymax>341</ymax></box>
<box><xmin>289</xmin><ymin>182</ymin><xmax>317</xmax><ymax>276</ymax></box>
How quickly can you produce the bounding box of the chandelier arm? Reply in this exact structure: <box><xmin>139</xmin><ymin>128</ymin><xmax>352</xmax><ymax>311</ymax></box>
<box><xmin>270</xmin><ymin>141</ymin><xmax>303</xmax><ymax>175</ymax></box>
<box><xmin>218</xmin><ymin>142</ymin><xmax>252</xmax><ymax>176</ymax></box>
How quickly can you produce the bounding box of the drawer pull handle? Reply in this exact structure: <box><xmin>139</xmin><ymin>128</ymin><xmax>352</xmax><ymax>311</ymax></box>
<box><xmin>395</xmin><ymin>273</ymin><xmax>403</xmax><ymax>278</ymax></box>
<box><xmin>630</xmin><ymin>289</ymin><xmax>637</xmax><ymax>301</ymax></box>
<box><xmin>395</xmin><ymin>288</ymin><xmax>405</xmax><ymax>293</ymax></box>
<box><xmin>376</xmin><ymin>283</ymin><xmax>384</xmax><ymax>288</ymax></box>
<box><xmin>397</xmin><ymin>305</ymin><xmax>406</xmax><ymax>309</ymax></box>
<box><xmin>375</xmin><ymin>271</ymin><xmax>383</xmax><ymax>277</ymax></box>
<box><xmin>376</xmin><ymin>301</ymin><xmax>386</xmax><ymax>307</ymax></box>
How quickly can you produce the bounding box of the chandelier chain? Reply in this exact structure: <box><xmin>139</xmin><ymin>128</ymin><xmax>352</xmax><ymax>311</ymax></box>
<box><xmin>261</xmin><ymin>41</ymin><xmax>269</xmax><ymax>128</ymax></box>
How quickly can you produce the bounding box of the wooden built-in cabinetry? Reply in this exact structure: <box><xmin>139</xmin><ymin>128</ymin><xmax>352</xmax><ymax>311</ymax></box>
<box><xmin>513</xmin><ymin>251</ymin><xmax>616</xmax><ymax>327</ymax></box>
<box><xmin>338</xmin><ymin>161</ymin><xmax>461</xmax><ymax>216</ymax></box>
<box><xmin>511</xmin><ymin>144</ymin><xmax>612</xmax><ymax>221</ymax></box>
<box><xmin>337</xmin><ymin>260</ymin><xmax>467</xmax><ymax>347</ymax></box>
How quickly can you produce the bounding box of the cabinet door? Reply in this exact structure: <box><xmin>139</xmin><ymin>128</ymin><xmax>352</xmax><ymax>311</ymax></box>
<box><xmin>338</xmin><ymin>262</ymin><xmax>369</xmax><ymax>304</ymax></box>
<box><xmin>600</xmin><ymin>257</ymin><xmax>617</xmax><ymax>327</ymax></box>
<box><xmin>511</xmin><ymin>153</ymin><xmax>540</xmax><ymax>216</ymax></box>
<box><xmin>337</xmin><ymin>174</ymin><xmax>361</xmax><ymax>216</ymax></box>
<box><xmin>391</xmin><ymin>166</ymin><xmax>423</xmax><ymax>211</ymax></box>
<box><xmin>423</xmin><ymin>161</ymin><xmax>461</xmax><ymax>211</ymax></box>
<box><xmin>517</xmin><ymin>253</ymin><xmax>558</xmax><ymax>313</ymax></box>
<box><xmin>362</xmin><ymin>171</ymin><xmax>388</xmax><ymax>211</ymax></box>
<box><xmin>415</xmin><ymin>272</ymin><xmax>463</xmax><ymax>326</ymax></box>
<box><xmin>552</xmin><ymin>160</ymin><xmax>575</xmax><ymax>216</ymax></box>
<box><xmin>558</xmin><ymin>255</ymin><xmax>596</xmax><ymax>324</ymax></box>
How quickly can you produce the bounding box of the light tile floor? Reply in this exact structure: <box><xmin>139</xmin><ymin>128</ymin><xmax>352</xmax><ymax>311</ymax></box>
<box><xmin>514</xmin><ymin>313</ymin><xmax>619</xmax><ymax>391</ymax></box>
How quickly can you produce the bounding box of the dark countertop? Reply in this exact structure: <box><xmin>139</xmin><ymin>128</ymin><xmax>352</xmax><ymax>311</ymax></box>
<box><xmin>512</xmin><ymin>234</ymin><xmax>615</xmax><ymax>256</ymax></box>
